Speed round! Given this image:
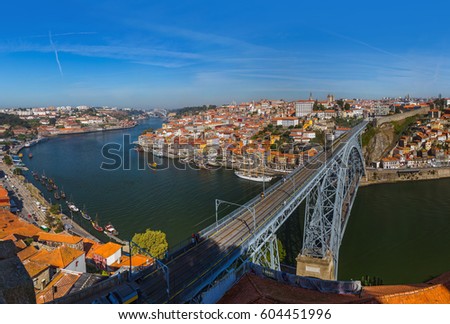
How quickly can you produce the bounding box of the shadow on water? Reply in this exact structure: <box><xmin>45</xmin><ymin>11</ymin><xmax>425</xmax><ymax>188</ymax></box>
<box><xmin>277</xmin><ymin>203</ymin><xmax>305</xmax><ymax>266</ymax></box>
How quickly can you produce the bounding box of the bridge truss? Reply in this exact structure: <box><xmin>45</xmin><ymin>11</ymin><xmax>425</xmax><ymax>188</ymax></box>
<box><xmin>245</xmin><ymin>123</ymin><xmax>366</xmax><ymax>279</ymax></box>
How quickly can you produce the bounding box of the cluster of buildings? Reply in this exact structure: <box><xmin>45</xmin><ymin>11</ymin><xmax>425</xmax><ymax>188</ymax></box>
<box><xmin>0</xmin><ymin>188</ymin><xmax>153</xmax><ymax>303</ymax></box>
<box><xmin>381</xmin><ymin>108</ymin><xmax>450</xmax><ymax>169</ymax></box>
<box><xmin>138</xmin><ymin>96</ymin><xmax>435</xmax><ymax>171</ymax></box>
<box><xmin>0</xmin><ymin>106</ymin><xmax>144</xmax><ymax>138</ymax></box>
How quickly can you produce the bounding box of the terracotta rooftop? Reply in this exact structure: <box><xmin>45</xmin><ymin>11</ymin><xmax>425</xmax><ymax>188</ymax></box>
<box><xmin>0</xmin><ymin>211</ymin><xmax>41</xmax><ymax>239</ymax></box>
<box><xmin>29</xmin><ymin>246</ymin><xmax>84</xmax><ymax>269</ymax></box>
<box><xmin>219</xmin><ymin>273</ymin><xmax>359</xmax><ymax>304</ymax></box>
<box><xmin>91</xmin><ymin>242</ymin><xmax>122</xmax><ymax>259</ymax></box>
<box><xmin>83</xmin><ymin>238</ymin><xmax>101</xmax><ymax>258</ymax></box>
<box><xmin>23</xmin><ymin>259</ymin><xmax>50</xmax><ymax>278</ymax></box>
<box><xmin>220</xmin><ymin>272</ymin><xmax>450</xmax><ymax>304</ymax></box>
<box><xmin>360</xmin><ymin>284</ymin><xmax>450</xmax><ymax>304</ymax></box>
<box><xmin>0</xmin><ymin>186</ymin><xmax>8</xmax><ymax>200</ymax></box>
<box><xmin>36</xmin><ymin>271</ymin><xmax>81</xmax><ymax>304</ymax></box>
<box><xmin>110</xmin><ymin>254</ymin><xmax>154</xmax><ymax>269</ymax></box>
<box><xmin>17</xmin><ymin>245</ymin><xmax>38</xmax><ymax>261</ymax></box>
<box><xmin>37</xmin><ymin>232</ymin><xmax>83</xmax><ymax>245</ymax></box>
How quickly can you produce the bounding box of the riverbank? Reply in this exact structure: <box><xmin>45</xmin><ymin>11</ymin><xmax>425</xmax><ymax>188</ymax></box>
<box><xmin>361</xmin><ymin>166</ymin><xmax>450</xmax><ymax>186</ymax></box>
<box><xmin>44</xmin><ymin>123</ymin><xmax>137</xmax><ymax>137</ymax></box>
<box><xmin>0</xmin><ymin>163</ymin><xmax>102</xmax><ymax>243</ymax></box>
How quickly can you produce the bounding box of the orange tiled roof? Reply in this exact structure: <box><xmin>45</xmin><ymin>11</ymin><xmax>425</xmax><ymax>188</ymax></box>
<box><xmin>17</xmin><ymin>245</ymin><xmax>39</xmax><ymax>261</ymax></box>
<box><xmin>110</xmin><ymin>254</ymin><xmax>154</xmax><ymax>269</ymax></box>
<box><xmin>0</xmin><ymin>211</ymin><xmax>41</xmax><ymax>239</ymax></box>
<box><xmin>83</xmin><ymin>238</ymin><xmax>101</xmax><ymax>258</ymax></box>
<box><xmin>362</xmin><ymin>284</ymin><xmax>450</xmax><ymax>304</ymax></box>
<box><xmin>37</xmin><ymin>232</ymin><xmax>83</xmax><ymax>245</ymax></box>
<box><xmin>220</xmin><ymin>273</ymin><xmax>358</xmax><ymax>304</ymax></box>
<box><xmin>23</xmin><ymin>259</ymin><xmax>50</xmax><ymax>278</ymax></box>
<box><xmin>36</xmin><ymin>271</ymin><xmax>81</xmax><ymax>304</ymax></box>
<box><xmin>220</xmin><ymin>272</ymin><xmax>450</xmax><ymax>304</ymax></box>
<box><xmin>0</xmin><ymin>186</ymin><xmax>9</xmax><ymax>200</ymax></box>
<box><xmin>91</xmin><ymin>242</ymin><xmax>122</xmax><ymax>259</ymax></box>
<box><xmin>29</xmin><ymin>246</ymin><xmax>84</xmax><ymax>269</ymax></box>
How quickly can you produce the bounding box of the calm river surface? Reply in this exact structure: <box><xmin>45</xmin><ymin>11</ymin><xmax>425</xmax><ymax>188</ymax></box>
<box><xmin>22</xmin><ymin>119</ymin><xmax>450</xmax><ymax>284</ymax></box>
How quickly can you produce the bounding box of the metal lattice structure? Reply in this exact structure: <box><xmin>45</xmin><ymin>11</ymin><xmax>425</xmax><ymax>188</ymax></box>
<box><xmin>244</xmin><ymin>123</ymin><xmax>366</xmax><ymax>278</ymax></box>
<box><xmin>251</xmin><ymin>234</ymin><xmax>281</xmax><ymax>271</ymax></box>
<box><xmin>301</xmin><ymin>137</ymin><xmax>365</xmax><ymax>278</ymax></box>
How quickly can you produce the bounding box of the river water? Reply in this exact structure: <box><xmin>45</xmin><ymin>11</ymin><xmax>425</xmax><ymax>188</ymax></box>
<box><xmin>21</xmin><ymin>119</ymin><xmax>450</xmax><ymax>284</ymax></box>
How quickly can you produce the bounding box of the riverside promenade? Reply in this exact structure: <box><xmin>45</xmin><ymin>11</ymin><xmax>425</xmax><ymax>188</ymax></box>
<box><xmin>0</xmin><ymin>163</ymin><xmax>100</xmax><ymax>243</ymax></box>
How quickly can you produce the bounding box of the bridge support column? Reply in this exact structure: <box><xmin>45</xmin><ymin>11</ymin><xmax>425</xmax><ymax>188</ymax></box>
<box><xmin>298</xmin><ymin>134</ymin><xmax>365</xmax><ymax>281</ymax></box>
<box><xmin>295</xmin><ymin>252</ymin><xmax>335</xmax><ymax>280</ymax></box>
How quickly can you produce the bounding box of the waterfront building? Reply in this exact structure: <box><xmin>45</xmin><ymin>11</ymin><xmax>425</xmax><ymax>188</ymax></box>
<box><xmin>36</xmin><ymin>232</ymin><xmax>84</xmax><ymax>251</ymax></box>
<box><xmin>90</xmin><ymin>242</ymin><xmax>122</xmax><ymax>271</ymax></box>
<box><xmin>381</xmin><ymin>157</ymin><xmax>400</xmax><ymax>169</ymax></box>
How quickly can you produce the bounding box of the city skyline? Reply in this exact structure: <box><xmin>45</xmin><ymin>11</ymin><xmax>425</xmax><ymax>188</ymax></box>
<box><xmin>1</xmin><ymin>1</ymin><xmax>450</xmax><ymax>108</ymax></box>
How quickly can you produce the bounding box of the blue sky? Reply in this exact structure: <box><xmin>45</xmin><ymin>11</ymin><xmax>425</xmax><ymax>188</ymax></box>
<box><xmin>0</xmin><ymin>0</ymin><xmax>449</xmax><ymax>109</ymax></box>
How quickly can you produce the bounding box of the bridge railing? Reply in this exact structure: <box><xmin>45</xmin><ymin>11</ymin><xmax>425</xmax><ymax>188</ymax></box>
<box><xmin>168</xmin><ymin>122</ymin><xmax>368</xmax><ymax>261</ymax></box>
<box><xmin>198</xmin><ymin>149</ymin><xmax>328</xmax><ymax>240</ymax></box>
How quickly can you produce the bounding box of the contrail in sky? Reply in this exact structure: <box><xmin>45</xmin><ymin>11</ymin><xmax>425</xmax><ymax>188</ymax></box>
<box><xmin>48</xmin><ymin>31</ymin><xmax>63</xmax><ymax>77</ymax></box>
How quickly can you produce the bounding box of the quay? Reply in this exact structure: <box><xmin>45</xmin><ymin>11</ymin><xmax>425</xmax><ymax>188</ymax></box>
<box><xmin>0</xmin><ymin>163</ymin><xmax>101</xmax><ymax>243</ymax></box>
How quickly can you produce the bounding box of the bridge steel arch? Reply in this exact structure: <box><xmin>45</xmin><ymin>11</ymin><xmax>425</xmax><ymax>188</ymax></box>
<box><xmin>245</xmin><ymin>123</ymin><xmax>366</xmax><ymax>280</ymax></box>
<box><xmin>130</xmin><ymin>122</ymin><xmax>368</xmax><ymax>304</ymax></box>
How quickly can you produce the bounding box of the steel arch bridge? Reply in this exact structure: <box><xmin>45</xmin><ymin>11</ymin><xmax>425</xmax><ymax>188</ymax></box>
<box><xmin>133</xmin><ymin>121</ymin><xmax>368</xmax><ymax>304</ymax></box>
<box><xmin>243</xmin><ymin>122</ymin><xmax>366</xmax><ymax>280</ymax></box>
<box><xmin>66</xmin><ymin>122</ymin><xmax>368</xmax><ymax>304</ymax></box>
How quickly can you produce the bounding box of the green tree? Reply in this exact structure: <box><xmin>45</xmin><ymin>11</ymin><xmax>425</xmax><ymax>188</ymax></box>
<box><xmin>132</xmin><ymin>228</ymin><xmax>168</xmax><ymax>259</ymax></box>
<box><xmin>49</xmin><ymin>204</ymin><xmax>61</xmax><ymax>215</ymax></box>
<box><xmin>335</xmin><ymin>99</ymin><xmax>344</xmax><ymax>110</ymax></box>
<box><xmin>313</xmin><ymin>100</ymin><xmax>325</xmax><ymax>111</ymax></box>
<box><xmin>54</xmin><ymin>221</ymin><xmax>64</xmax><ymax>233</ymax></box>
<box><xmin>3</xmin><ymin>155</ymin><xmax>12</xmax><ymax>166</ymax></box>
<box><xmin>13</xmin><ymin>168</ymin><xmax>22</xmax><ymax>175</ymax></box>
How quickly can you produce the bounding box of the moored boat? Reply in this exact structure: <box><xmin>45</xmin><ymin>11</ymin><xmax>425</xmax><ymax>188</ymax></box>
<box><xmin>91</xmin><ymin>220</ymin><xmax>103</xmax><ymax>232</ymax></box>
<box><xmin>28</xmin><ymin>153</ymin><xmax>33</xmax><ymax>159</ymax></box>
<box><xmin>152</xmin><ymin>149</ymin><xmax>163</xmax><ymax>157</ymax></box>
<box><xmin>60</xmin><ymin>187</ymin><xmax>66</xmax><ymax>199</ymax></box>
<box><xmin>105</xmin><ymin>223</ymin><xmax>119</xmax><ymax>236</ymax></box>
<box><xmin>67</xmin><ymin>203</ymin><xmax>79</xmax><ymax>212</ymax></box>
<box><xmin>54</xmin><ymin>192</ymin><xmax>60</xmax><ymax>200</ymax></box>
<box><xmin>234</xmin><ymin>170</ymin><xmax>273</xmax><ymax>182</ymax></box>
<box><xmin>81</xmin><ymin>206</ymin><xmax>91</xmax><ymax>221</ymax></box>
